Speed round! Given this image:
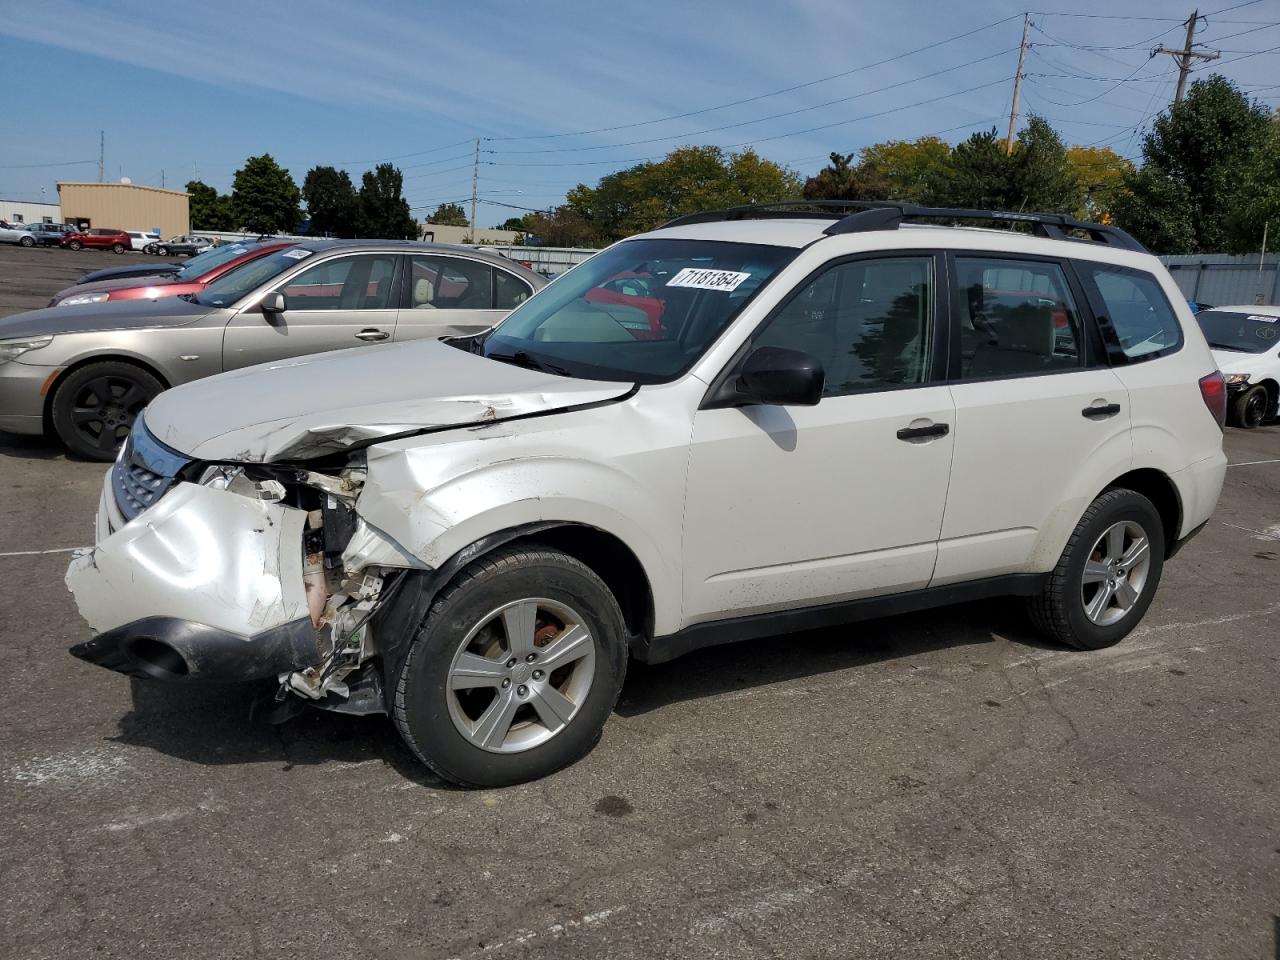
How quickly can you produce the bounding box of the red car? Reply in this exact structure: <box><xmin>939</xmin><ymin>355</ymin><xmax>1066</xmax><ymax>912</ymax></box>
<box><xmin>583</xmin><ymin>271</ymin><xmax>666</xmax><ymax>338</ymax></box>
<box><xmin>48</xmin><ymin>241</ymin><xmax>295</xmax><ymax>307</ymax></box>
<box><xmin>60</xmin><ymin>229</ymin><xmax>133</xmax><ymax>254</ymax></box>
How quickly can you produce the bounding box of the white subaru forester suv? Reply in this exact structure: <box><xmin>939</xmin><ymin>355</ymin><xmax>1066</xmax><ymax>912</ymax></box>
<box><xmin>65</xmin><ymin>202</ymin><xmax>1228</xmax><ymax>787</ymax></box>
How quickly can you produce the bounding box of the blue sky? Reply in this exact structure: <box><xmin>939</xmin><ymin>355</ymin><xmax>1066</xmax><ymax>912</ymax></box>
<box><xmin>2</xmin><ymin>0</ymin><xmax>1277</xmax><ymax>226</ymax></box>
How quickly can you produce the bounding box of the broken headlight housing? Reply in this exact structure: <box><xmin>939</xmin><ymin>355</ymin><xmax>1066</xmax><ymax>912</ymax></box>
<box><xmin>1223</xmin><ymin>373</ymin><xmax>1252</xmax><ymax>386</ymax></box>
<box><xmin>197</xmin><ymin>464</ymin><xmax>245</xmax><ymax>490</ymax></box>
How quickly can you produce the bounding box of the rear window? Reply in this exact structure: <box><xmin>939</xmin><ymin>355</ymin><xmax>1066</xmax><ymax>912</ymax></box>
<box><xmin>1197</xmin><ymin>310</ymin><xmax>1280</xmax><ymax>355</ymax></box>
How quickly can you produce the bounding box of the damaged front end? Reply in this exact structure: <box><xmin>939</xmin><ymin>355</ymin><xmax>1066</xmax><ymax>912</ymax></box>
<box><xmin>65</xmin><ymin>417</ymin><xmax>421</xmax><ymax>716</ymax></box>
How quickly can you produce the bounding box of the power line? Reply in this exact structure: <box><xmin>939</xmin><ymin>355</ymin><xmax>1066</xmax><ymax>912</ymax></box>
<box><xmin>484</xmin><ymin>13</ymin><xmax>1023</xmax><ymax>143</ymax></box>
<box><xmin>488</xmin><ymin>48</ymin><xmax>1017</xmax><ymax>156</ymax></box>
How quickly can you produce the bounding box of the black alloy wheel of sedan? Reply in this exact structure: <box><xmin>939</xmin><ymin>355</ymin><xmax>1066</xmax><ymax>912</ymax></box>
<box><xmin>50</xmin><ymin>361</ymin><xmax>163</xmax><ymax>461</ymax></box>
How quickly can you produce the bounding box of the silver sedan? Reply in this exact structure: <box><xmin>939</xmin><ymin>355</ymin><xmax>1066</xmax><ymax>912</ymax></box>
<box><xmin>0</xmin><ymin>240</ymin><xmax>545</xmax><ymax>459</ymax></box>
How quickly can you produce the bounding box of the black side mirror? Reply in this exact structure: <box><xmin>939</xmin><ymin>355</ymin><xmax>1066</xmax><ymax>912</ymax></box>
<box><xmin>260</xmin><ymin>291</ymin><xmax>287</xmax><ymax>315</ymax></box>
<box><xmin>735</xmin><ymin>346</ymin><xmax>824</xmax><ymax>406</ymax></box>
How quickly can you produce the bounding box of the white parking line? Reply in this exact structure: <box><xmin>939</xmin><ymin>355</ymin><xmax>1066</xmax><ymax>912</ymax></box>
<box><xmin>1228</xmin><ymin>458</ymin><xmax>1280</xmax><ymax>466</ymax></box>
<box><xmin>0</xmin><ymin>546</ymin><xmax>86</xmax><ymax>558</ymax></box>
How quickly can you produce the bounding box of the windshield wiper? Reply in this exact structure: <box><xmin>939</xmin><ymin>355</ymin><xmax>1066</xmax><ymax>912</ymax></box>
<box><xmin>487</xmin><ymin>350</ymin><xmax>571</xmax><ymax>377</ymax></box>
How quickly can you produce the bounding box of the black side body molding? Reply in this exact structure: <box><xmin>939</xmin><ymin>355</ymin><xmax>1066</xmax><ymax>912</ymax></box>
<box><xmin>632</xmin><ymin>574</ymin><xmax>1049</xmax><ymax>665</ymax></box>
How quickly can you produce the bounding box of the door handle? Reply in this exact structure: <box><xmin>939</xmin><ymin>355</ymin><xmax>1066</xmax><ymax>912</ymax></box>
<box><xmin>356</xmin><ymin>328</ymin><xmax>390</xmax><ymax>342</ymax></box>
<box><xmin>1081</xmin><ymin>402</ymin><xmax>1121</xmax><ymax>419</ymax></box>
<box><xmin>896</xmin><ymin>422</ymin><xmax>950</xmax><ymax>442</ymax></box>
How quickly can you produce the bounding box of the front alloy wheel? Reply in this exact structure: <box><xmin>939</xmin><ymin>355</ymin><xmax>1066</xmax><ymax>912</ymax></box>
<box><xmin>447</xmin><ymin>598</ymin><xmax>596</xmax><ymax>753</ymax></box>
<box><xmin>392</xmin><ymin>544</ymin><xmax>628</xmax><ymax>787</ymax></box>
<box><xmin>50</xmin><ymin>361</ymin><xmax>162</xmax><ymax>461</ymax></box>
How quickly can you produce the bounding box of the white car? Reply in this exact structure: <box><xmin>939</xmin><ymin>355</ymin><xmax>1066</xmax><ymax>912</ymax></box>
<box><xmin>0</xmin><ymin>222</ymin><xmax>36</xmax><ymax>246</ymax></box>
<box><xmin>125</xmin><ymin>231</ymin><xmax>161</xmax><ymax>254</ymax></box>
<box><xmin>63</xmin><ymin>202</ymin><xmax>1228</xmax><ymax>787</ymax></box>
<box><xmin>1196</xmin><ymin>304</ymin><xmax>1280</xmax><ymax>428</ymax></box>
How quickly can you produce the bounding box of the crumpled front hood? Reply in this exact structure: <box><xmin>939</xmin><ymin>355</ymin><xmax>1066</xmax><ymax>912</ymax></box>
<box><xmin>0</xmin><ymin>296</ymin><xmax>214</xmax><ymax>339</ymax></box>
<box><xmin>144</xmin><ymin>339</ymin><xmax>634</xmax><ymax>462</ymax></box>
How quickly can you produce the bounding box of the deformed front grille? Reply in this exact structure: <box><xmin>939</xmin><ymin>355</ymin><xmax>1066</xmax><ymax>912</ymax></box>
<box><xmin>110</xmin><ymin>418</ymin><xmax>190</xmax><ymax>523</ymax></box>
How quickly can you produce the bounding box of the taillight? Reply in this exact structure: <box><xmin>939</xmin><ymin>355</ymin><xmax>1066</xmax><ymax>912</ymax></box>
<box><xmin>1198</xmin><ymin>370</ymin><xmax>1227</xmax><ymax>429</ymax></box>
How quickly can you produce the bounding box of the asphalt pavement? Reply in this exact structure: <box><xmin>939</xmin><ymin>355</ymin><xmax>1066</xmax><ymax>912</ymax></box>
<box><xmin>1</xmin><ymin>242</ymin><xmax>1277</xmax><ymax>959</ymax></box>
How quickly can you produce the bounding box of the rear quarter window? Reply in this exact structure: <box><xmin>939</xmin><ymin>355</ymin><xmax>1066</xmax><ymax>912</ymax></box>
<box><xmin>1078</xmin><ymin>263</ymin><xmax>1183</xmax><ymax>362</ymax></box>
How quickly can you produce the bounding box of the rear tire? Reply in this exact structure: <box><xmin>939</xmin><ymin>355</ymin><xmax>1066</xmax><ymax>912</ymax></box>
<box><xmin>50</xmin><ymin>361</ymin><xmax>163</xmax><ymax>461</ymax></box>
<box><xmin>392</xmin><ymin>544</ymin><xmax>628</xmax><ymax>787</ymax></box>
<box><xmin>1028</xmin><ymin>489</ymin><xmax>1165</xmax><ymax>651</ymax></box>
<box><xmin>19</xmin><ymin>235</ymin><xmax>34</xmax><ymax>247</ymax></box>
<box><xmin>1233</xmin><ymin>385</ymin><xmax>1267</xmax><ymax>429</ymax></box>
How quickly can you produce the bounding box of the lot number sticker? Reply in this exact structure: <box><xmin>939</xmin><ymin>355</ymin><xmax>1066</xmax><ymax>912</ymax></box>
<box><xmin>666</xmin><ymin>268</ymin><xmax>752</xmax><ymax>292</ymax></box>
<box><xmin>282</xmin><ymin>248</ymin><xmax>312</xmax><ymax>260</ymax></box>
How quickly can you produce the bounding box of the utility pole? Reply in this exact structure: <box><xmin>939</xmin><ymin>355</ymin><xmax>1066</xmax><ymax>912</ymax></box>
<box><xmin>1005</xmin><ymin>13</ymin><xmax>1030</xmax><ymax>156</ymax></box>
<box><xmin>160</xmin><ymin>169</ymin><xmax>165</xmax><ymax>189</ymax></box>
<box><xmin>1154</xmin><ymin>10</ymin><xmax>1219</xmax><ymax>106</ymax></box>
<box><xmin>469</xmin><ymin>138</ymin><xmax>480</xmax><ymax>243</ymax></box>
<box><xmin>98</xmin><ymin>131</ymin><xmax>104</xmax><ymax>183</ymax></box>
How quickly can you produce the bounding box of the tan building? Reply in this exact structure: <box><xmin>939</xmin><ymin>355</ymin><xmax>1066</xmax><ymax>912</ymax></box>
<box><xmin>418</xmin><ymin>222</ymin><xmax>522</xmax><ymax>245</ymax></box>
<box><xmin>57</xmin><ymin>182</ymin><xmax>190</xmax><ymax>237</ymax></box>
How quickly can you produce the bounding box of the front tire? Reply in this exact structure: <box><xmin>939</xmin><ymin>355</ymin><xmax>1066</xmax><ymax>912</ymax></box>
<box><xmin>392</xmin><ymin>545</ymin><xmax>628</xmax><ymax>787</ymax></box>
<box><xmin>1028</xmin><ymin>489</ymin><xmax>1165</xmax><ymax>650</ymax></box>
<box><xmin>155</xmin><ymin>245</ymin><xmax>169</xmax><ymax>257</ymax></box>
<box><xmin>67</xmin><ymin>240</ymin><xmax>82</xmax><ymax>251</ymax></box>
<box><xmin>111</xmin><ymin>243</ymin><xmax>125</xmax><ymax>254</ymax></box>
<box><xmin>50</xmin><ymin>361</ymin><xmax>163</xmax><ymax>461</ymax></box>
<box><xmin>1233</xmin><ymin>385</ymin><xmax>1268</xmax><ymax>428</ymax></box>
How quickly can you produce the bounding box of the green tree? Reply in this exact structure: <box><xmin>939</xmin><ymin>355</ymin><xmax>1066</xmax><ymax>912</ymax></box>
<box><xmin>358</xmin><ymin>163</ymin><xmax>418</xmax><ymax>239</ymax></box>
<box><xmin>302</xmin><ymin>165</ymin><xmax>359</xmax><ymax>236</ymax></box>
<box><xmin>185</xmin><ymin>179</ymin><xmax>234</xmax><ymax>230</ymax></box>
<box><xmin>517</xmin><ymin>207</ymin><xmax>595</xmax><ymax>247</ymax></box>
<box><xmin>1113</xmin><ymin>76</ymin><xmax>1274</xmax><ymax>253</ymax></box>
<box><xmin>1234</xmin><ymin>114</ymin><xmax>1280</xmax><ymax>252</ymax></box>
<box><xmin>1064</xmin><ymin>146</ymin><xmax>1134</xmax><ymax>221</ymax></box>
<box><xmin>429</xmin><ymin>202</ymin><xmax>470</xmax><ymax>227</ymax></box>
<box><xmin>801</xmin><ymin>152</ymin><xmax>890</xmax><ymax>201</ymax></box>
<box><xmin>930</xmin><ymin>117</ymin><xmax>1076</xmax><ymax>213</ymax></box>
<box><xmin>231</xmin><ymin>155</ymin><xmax>302</xmax><ymax>234</ymax></box>
<box><xmin>499</xmin><ymin>216</ymin><xmax>527</xmax><ymax>231</ymax></box>
<box><xmin>860</xmin><ymin>136</ymin><xmax>953</xmax><ymax>202</ymax></box>
<box><xmin>565</xmin><ymin>145</ymin><xmax>802</xmax><ymax>243</ymax></box>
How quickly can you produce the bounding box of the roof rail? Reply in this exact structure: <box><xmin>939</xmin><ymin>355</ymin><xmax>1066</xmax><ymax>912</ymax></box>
<box><xmin>659</xmin><ymin>200</ymin><xmax>1146</xmax><ymax>252</ymax></box>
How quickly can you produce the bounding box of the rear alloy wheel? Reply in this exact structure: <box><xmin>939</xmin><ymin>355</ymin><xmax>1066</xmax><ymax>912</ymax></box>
<box><xmin>1233</xmin><ymin>385</ymin><xmax>1268</xmax><ymax>429</ymax></box>
<box><xmin>68</xmin><ymin>240</ymin><xmax>83</xmax><ymax>251</ymax></box>
<box><xmin>1029</xmin><ymin>488</ymin><xmax>1165</xmax><ymax>650</ymax></box>
<box><xmin>50</xmin><ymin>361</ymin><xmax>163</xmax><ymax>461</ymax></box>
<box><xmin>19</xmin><ymin>235</ymin><xmax>34</xmax><ymax>247</ymax></box>
<box><xmin>111</xmin><ymin>243</ymin><xmax>125</xmax><ymax>254</ymax></box>
<box><xmin>393</xmin><ymin>545</ymin><xmax>628</xmax><ymax>787</ymax></box>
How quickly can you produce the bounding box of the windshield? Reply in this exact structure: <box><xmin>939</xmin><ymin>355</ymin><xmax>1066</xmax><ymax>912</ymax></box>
<box><xmin>192</xmin><ymin>247</ymin><xmax>313</xmax><ymax>307</ymax></box>
<box><xmin>175</xmin><ymin>243</ymin><xmax>252</xmax><ymax>280</ymax></box>
<box><xmin>1197</xmin><ymin>310</ymin><xmax>1280</xmax><ymax>354</ymax></box>
<box><xmin>482</xmin><ymin>238</ymin><xmax>795</xmax><ymax>382</ymax></box>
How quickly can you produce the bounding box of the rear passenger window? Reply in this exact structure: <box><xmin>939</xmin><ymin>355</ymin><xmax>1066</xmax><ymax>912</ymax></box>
<box><xmin>409</xmin><ymin>256</ymin><xmax>495</xmax><ymax>309</ymax></box>
<box><xmin>754</xmin><ymin>256</ymin><xmax>934</xmax><ymax>396</ymax></box>
<box><xmin>1080</xmin><ymin>264</ymin><xmax>1182</xmax><ymax>361</ymax></box>
<box><xmin>953</xmin><ymin>257</ymin><xmax>1084</xmax><ymax>380</ymax></box>
<box><xmin>495</xmin><ymin>270</ymin><xmax>533</xmax><ymax>310</ymax></box>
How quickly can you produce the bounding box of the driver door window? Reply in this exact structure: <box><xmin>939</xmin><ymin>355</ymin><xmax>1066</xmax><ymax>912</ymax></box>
<box><xmin>222</xmin><ymin>254</ymin><xmax>399</xmax><ymax>371</ymax></box>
